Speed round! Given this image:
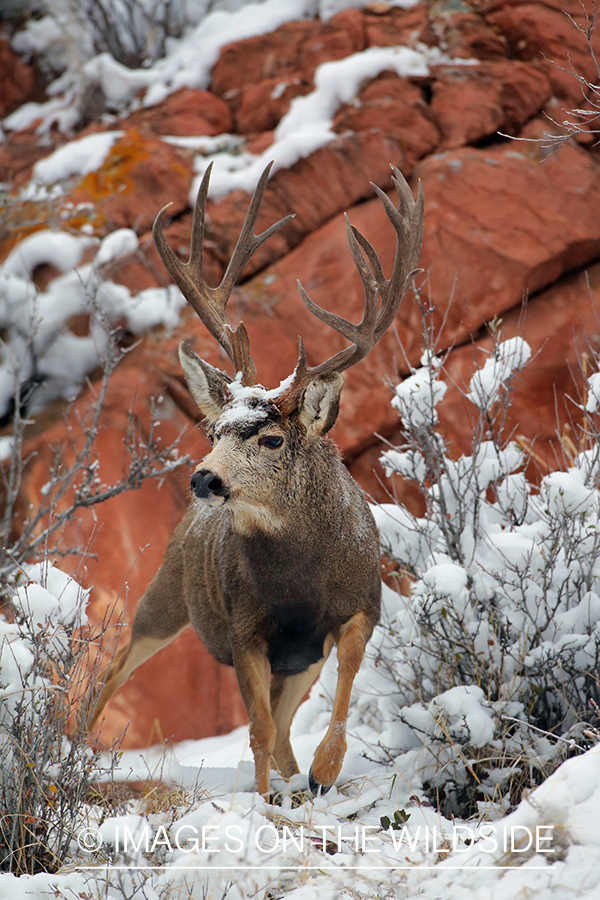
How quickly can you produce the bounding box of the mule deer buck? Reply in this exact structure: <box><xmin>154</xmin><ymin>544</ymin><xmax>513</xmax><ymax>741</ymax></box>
<box><xmin>90</xmin><ymin>162</ymin><xmax>424</xmax><ymax>797</ymax></box>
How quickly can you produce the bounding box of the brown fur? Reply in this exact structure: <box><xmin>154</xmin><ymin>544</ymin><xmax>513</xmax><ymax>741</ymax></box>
<box><xmin>89</xmin><ymin>372</ymin><xmax>381</xmax><ymax>796</ymax></box>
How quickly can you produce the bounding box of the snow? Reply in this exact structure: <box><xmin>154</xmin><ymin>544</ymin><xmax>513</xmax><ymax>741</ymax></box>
<box><xmin>467</xmin><ymin>337</ymin><xmax>531</xmax><ymax>411</ymax></box>
<box><xmin>215</xmin><ymin>372</ymin><xmax>297</xmax><ymax>426</ymax></box>
<box><xmin>541</xmin><ymin>466</ymin><xmax>597</xmax><ymax>515</ymax></box>
<box><xmin>0</xmin><ymin>229</ymin><xmax>186</xmax><ymax>417</ymax></box>
<box><xmin>430</xmin><ymin>685</ymin><xmax>495</xmax><ymax>746</ymax></box>
<box><xmin>10</xmin><ymin>562</ymin><xmax>90</xmax><ymax>631</ymax></box>
<box><xmin>586</xmin><ymin>371</ymin><xmax>600</xmax><ymax>412</ymax></box>
<box><xmin>5</xmin><ymin>659</ymin><xmax>597</xmax><ymax>898</ymax></box>
<box><xmin>0</xmin><ymin>435</ymin><xmax>14</xmax><ymax>461</ymax></box>
<box><xmin>391</xmin><ymin>351</ymin><xmax>448</xmax><ymax>427</ymax></box>
<box><xmin>3</xmin><ymin>563</ymin><xmax>496</xmax><ymax>896</ymax></box>
<box><xmin>0</xmin><ymin>230</ymin><xmax>94</xmax><ymax>280</ymax></box>
<box><xmin>93</xmin><ymin>229</ymin><xmax>139</xmax><ymax>268</ymax></box>
<box><xmin>141</xmin><ymin>0</ymin><xmax>323</xmax><ymax>108</ymax></box>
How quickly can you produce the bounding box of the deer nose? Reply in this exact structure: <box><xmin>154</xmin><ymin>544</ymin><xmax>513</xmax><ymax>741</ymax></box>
<box><xmin>191</xmin><ymin>469</ymin><xmax>227</xmax><ymax>499</ymax></box>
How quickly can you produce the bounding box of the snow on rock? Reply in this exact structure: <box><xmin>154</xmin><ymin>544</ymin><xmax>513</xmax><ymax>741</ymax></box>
<box><xmin>21</xmin><ymin>131</ymin><xmax>122</xmax><ymax>199</ymax></box>
<box><xmin>0</xmin><ymin>229</ymin><xmax>95</xmax><ymax>280</ymax></box>
<box><xmin>93</xmin><ymin>228</ymin><xmax>139</xmax><ymax>268</ymax></box>
<box><xmin>194</xmin><ymin>44</ymin><xmax>469</xmax><ymax>200</ymax></box>
<box><xmin>5</xmin><ymin>0</ymin><xmax>414</xmax><ymax>136</ymax></box>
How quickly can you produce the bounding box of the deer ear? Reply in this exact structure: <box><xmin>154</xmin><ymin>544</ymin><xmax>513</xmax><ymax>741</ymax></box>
<box><xmin>297</xmin><ymin>373</ymin><xmax>343</xmax><ymax>437</ymax></box>
<box><xmin>179</xmin><ymin>342</ymin><xmax>231</xmax><ymax>422</ymax></box>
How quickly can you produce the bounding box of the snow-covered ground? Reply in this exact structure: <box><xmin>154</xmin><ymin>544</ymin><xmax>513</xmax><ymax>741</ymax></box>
<box><xmin>2</xmin><ymin>581</ymin><xmax>600</xmax><ymax>899</ymax></box>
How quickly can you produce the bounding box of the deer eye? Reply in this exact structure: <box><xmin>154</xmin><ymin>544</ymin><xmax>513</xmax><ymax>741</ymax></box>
<box><xmin>208</xmin><ymin>434</ymin><xmax>214</xmax><ymax>445</ymax></box>
<box><xmin>258</xmin><ymin>435</ymin><xmax>283</xmax><ymax>449</ymax></box>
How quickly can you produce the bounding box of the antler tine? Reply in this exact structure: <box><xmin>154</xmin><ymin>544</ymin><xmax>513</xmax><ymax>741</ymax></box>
<box><xmin>220</xmin><ymin>161</ymin><xmax>294</xmax><ymax>296</ymax></box>
<box><xmin>153</xmin><ymin>161</ymin><xmax>292</xmax><ymax>386</ymax></box>
<box><xmin>277</xmin><ymin>166</ymin><xmax>424</xmax><ymax>414</ymax></box>
<box><xmin>187</xmin><ymin>160</ymin><xmax>212</xmax><ymax>279</ymax></box>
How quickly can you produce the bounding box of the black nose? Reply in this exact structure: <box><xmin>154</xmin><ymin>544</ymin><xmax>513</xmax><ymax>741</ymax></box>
<box><xmin>191</xmin><ymin>469</ymin><xmax>226</xmax><ymax>499</ymax></box>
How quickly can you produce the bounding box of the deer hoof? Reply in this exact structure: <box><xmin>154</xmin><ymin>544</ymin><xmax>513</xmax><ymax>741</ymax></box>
<box><xmin>308</xmin><ymin>767</ymin><xmax>333</xmax><ymax>796</ymax></box>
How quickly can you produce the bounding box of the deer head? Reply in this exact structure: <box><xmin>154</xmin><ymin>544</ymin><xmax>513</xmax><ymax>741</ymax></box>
<box><xmin>153</xmin><ymin>162</ymin><xmax>424</xmax><ymax>531</ymax></box>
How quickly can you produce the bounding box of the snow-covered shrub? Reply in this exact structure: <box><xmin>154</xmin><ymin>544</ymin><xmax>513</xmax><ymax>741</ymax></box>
<box><xmin>0</xmin><ymin>274</ymin><xmax>192</xmax><ymax>874</ymax></box>
<box><xmin>371</xmin><ymin>323</ymin><xmax>600</xmax><ymax>818</ymax></box>
<box><xmin>0</xmin><ymin>227</ymin><xmax>185</xmax><ymax>422</ymax></box>
<box><xmin>0</xmin><ymin>563</ymin><xmax>117</xmax><ymax>874</ymax></box>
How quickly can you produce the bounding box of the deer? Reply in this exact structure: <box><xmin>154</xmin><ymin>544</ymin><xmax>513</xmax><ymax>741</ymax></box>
<box><xmin>89</xmin><ymin>162</ymin><xmax>424</xmax><ymax>798</ymax></box>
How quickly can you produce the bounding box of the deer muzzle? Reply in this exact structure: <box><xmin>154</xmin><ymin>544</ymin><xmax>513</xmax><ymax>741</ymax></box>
<box><xmin>191</xmin><ymin>469</ymin><xmax>229</xmax><ymax>500</ymax></box>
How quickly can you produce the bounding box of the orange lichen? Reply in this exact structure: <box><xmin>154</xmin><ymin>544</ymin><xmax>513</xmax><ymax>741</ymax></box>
<box><xmin>76</xmin><ymin>127</ymin><xmax>150</xmax><ymax>201</ymax></box>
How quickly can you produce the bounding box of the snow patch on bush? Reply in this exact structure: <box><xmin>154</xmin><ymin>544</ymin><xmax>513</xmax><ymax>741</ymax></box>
<box><xmin>0</xmin><ymin>229</ymin><xmax>186</xmax><ymax>417</ymax></box>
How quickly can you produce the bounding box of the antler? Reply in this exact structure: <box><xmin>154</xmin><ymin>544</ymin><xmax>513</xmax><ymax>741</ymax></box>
<box><xmin>153</xmin><ymin>161</ymin><xmax>293</xmax><ymax>386</ymax></box>
<box><xmin>277</xmin><ymin>165</ymin><xmax>424</xmax><ymax>414</ymax></box>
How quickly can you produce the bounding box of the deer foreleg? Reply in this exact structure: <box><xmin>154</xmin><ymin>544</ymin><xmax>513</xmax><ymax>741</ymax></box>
<box><xmin>309</xmin><ymin>611</ymin><xmax>373</xmax><ymax>795</ymax></box>
<box><xmin>270</xmin><ymin>635</ymin><xmax>333</xmax><ymax>780</ymax></box>
<box><xmin>233</xmin><ymin>647</ymin><xmax>276</xmax><ymax>797</ymax></box>
<box><xmin>89</xmin><ymin>632</ymin><xmax>184</xmax><ymax>734</ymax></box>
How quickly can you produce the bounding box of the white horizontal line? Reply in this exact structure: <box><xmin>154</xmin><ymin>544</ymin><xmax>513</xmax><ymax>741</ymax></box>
<box><xmin>75</xmin><ymin>864</ymin><xmax>550</xmax><ymax>871</ymax></box>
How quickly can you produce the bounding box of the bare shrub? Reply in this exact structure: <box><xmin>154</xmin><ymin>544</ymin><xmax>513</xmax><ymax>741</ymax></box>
<box><xmin>0</xmin><ymin>300</ymin><xmax>191</xmax><ymax>872</ymax></box>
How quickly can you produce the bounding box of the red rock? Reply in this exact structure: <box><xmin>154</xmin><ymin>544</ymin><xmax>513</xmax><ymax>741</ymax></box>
<box><xmin>332</xmin><ymin>73</ymin><xmax>440</xmax><ymax>167</ymax></box>
<box><xmin>210</xmin><ymin>13</ymin><xmax>364</xmax><ymax>100</ymax></box>
<box><xmin>427</xmin><ymin>9</ymin><xmax>509</xmax><ymax>59</ymax></box>
<box><xmin>410</xmin><ymin>139</ymin><xmax>600</xmax><ymax>351</ymax></box>
<box><xmin>0</xmin><ymin>38</ymin><xmax>39</xmax><ymax>118</ymax></box>
<box><xmin>67</xmin><ymin>128</ymin><xmax>194</xmax><ymax>233</ymax></box>
<box><xmin>485</xmin><ymin>1</ymin><xmax>600</xmax><ymax>101</ymax></box>
<box><xmin>22</xmin><ymin>340</ymin><xmax>247</xmax><ymax>748</ymax></box>
<box><xmin>297</xmin><ymin>8</ymin><xmax>365</xmax><ymax>76</ymax></box>
<box><xmin>0</xmin><ymin>124</ymin><xmax>51</xmax><ymax>185</ymax></box>
<box><xmin>207</xmin><ymin>100</ymin><xmax>439</xmax><ymax>277</ymax></box>
<box><xmin>430</xmin><ymin>60</ymin><xmax>551</xmax><ymax>148</ymax></box>
<box><xmin>364</xmin><ymin>4</ymin><xmax>429</xmax><ymax>47</ymax></box>
<box><xmin>245</xmin><ymin>130</ymin><xmax>277</xmax><ymax>156</ymax></box>
<box><xmin>124</xmin><ymin>88</ymin><xmax>233</xmax><ymax>136</ymax></box>
<box><xmin>232</xmin><ymin>78</ymin><xmax>312</xmax><ymax>134</ymax></box>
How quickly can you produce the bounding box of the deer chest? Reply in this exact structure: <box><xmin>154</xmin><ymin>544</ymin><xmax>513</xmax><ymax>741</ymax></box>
<box><xmin>266</xmin><ymin>602</ymin><xmax>330</xmax><ymax>676</ymax></box>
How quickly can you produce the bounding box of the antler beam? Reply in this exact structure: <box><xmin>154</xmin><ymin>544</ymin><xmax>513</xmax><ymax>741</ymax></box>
<box><xmin>277</xmin><ymin>165</ymin><xmax>424</xmax><ymax>414</ymax></box>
